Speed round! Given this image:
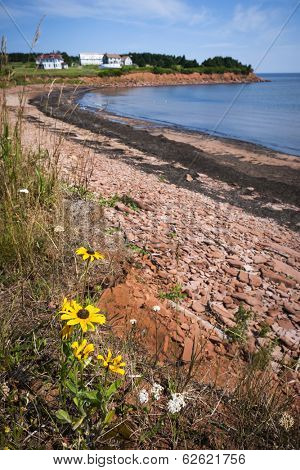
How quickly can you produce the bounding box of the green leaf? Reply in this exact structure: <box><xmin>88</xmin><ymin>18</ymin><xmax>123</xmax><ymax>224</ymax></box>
<box><xmin>104</xmin><ymin>409</ymin><xmax>115</xmax><ymax>425</ymax></box>
<box><xmin>82</xmin><ymin>390</ymin><xmax>98</xmax><ymax>401</ymax></box>
<box><xmin>72</xmin><ymin>415</ymin><xmax>86</xmax><ymax>431</ymax></box>
<box><xmin>105</xmin><ymin>380</ymin><xmax>121</xmax><ymax>399</ymax></box>
<box><xmin>66</xmin><ymin>380</ymin><xmax>77</xmax><ymax>394</ymax></box>
<box><xmin>79</xmin><ymin>389</ymin><xmax>101</xmax><ymax>405</ymax></box>
<box><xmin>56</xmin><ymin>409</ymin><xmax>72</xmax><ymax>424</ymax></box>
<box><xmin>73</xmin><ymin>397</ymin><xmax>79</xmax><ymax>408</ymax></box>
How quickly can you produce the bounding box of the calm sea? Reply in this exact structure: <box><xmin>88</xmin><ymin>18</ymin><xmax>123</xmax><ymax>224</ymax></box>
<box><xmin>79</xmin><ymin>73</ymin><xmax>300</xmax><ymax>156</ymax></box>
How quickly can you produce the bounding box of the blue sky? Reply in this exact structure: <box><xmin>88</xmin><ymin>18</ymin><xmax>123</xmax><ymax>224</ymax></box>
<box><xmin>1</xmin><ymin>0</ymin><xmax>299</xmax><ymax>72</ymax></box>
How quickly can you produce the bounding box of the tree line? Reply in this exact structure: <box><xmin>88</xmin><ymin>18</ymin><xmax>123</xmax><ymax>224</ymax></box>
<box><xmin>7</xmin><ymin>52</ymin><xmax>253</xmax><ymax>74</ymax></box>
<box><xmin>7</xmin><ymin>52</ymin><xmax>79</xmax><ymax>66</ymax></box>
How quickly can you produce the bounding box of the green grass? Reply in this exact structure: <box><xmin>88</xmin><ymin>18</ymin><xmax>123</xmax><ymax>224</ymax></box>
<box><xmin>159</xmin><ymin>284</ymin><xmax>187</xmax><ymax>302</ymax></box>
<box><xmin>226</xmin><ymin>304</ymin><xmax>252</xmax><ymax>343</ymax></box>
<box><xmin>98</xmin><ymin>194</ymin><xmax>140</xmax><ymax>211</ymax></box>
<box><xmin>0</xmin><ymin>61</ymin><xmax>253</xmax><ymax>87</ymax></box>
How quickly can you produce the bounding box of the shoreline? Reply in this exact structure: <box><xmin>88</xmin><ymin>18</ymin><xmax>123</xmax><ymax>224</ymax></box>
<box><xmin>29</xmin><ymin>86</ymin><xmax>300</xmax><ymax>231</ymax></box>
<box><xmin>80</xmin><ymin>100</ymin><xmax>299</xmax><ymax>159</ymax></box>
<box><xmin>4</xmin><ymin>85</ymin><xmax>300</xmax><ymax>382</ymax></box>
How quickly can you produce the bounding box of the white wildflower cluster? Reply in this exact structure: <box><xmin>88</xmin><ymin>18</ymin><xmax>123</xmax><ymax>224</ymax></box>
<box><xmin>139</xmin><ymin>389</ymin><xmax>149</xmax><ymax>405</ymax></box>
<box><xmin>167</xmin><ymin>393</ymin><xmax>186</xmax><ymax>414</ymax></box>
<box><xmin>152</xmin><ymin>305</ymin><xmax>160</xmax><ymax>312</ymax></box>
<box><xmin>151</xmin><ymin>382</ymin><xmax>164</xmax><ymax>401</ymax></box>
<box><xmin>130</xmin><ymin>318</ymin><xmax>137</xmax><ymax>325</ymax></box>
<box><xmin>18</xmin><ymin>188</ymin><xmax>29</xmax><ymax>194</ymax></box>
<box><xmin>279</xmin><ymin>412</ymin><xmax>294</xmax><ymax>431</ymax></box>
<box><xmin>54</xmin><ymin>225</ymin><xmax>65</xmax><ymax>233</ymax></box>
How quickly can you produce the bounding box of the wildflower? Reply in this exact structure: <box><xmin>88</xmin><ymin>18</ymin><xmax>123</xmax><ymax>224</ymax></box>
<box><xmin>4</xmin><ymin>426</ymin><xmax>10</xmax><ymax>434</ymax></box>
<box><xmin>60</xmin><ymin>298</ymin><xmax>106</xmax><ymax>333</ymax></box>
<box><xmin>139</xmin><ymin>389</ymin><xmax>149</xmax><ymax>405</ymax></box>
<box><xmin>72</xmin><ymin>339</ymin><xmax>94</xmax><ymax>361</ymax></box>
<box><xmin>151</xmin><ymin>382</ymin><xmax>163</xmax><ymax>401</ymax></box>
<box><xmin>97</xmin><ymin>349</ymin><xmax>126</xmax><ymax>375</ymax></box>
<box><xmin>18</xmin><ymin>188</ymin><xmax>29</xmax><ymax>194</ymax></box>
<box><xmin>279</xmin><ymin>412</ymin><xmax>294</xmax><ymax>431</ymax></box>
<box><xmin>61</xmin><ymin>324</ymin><xmax>74</xmax><ymax>340</ymax></box>
<box><xmin>167</xmin><ymin>393</ymin><xmax>186</xmax><ymax>414</ymax></box>
<box><xmin>54</xmin><ymin>225</ymin><xmax>64</xmax><ymax>233</ymax></box>
<box><xmin>152</xmin><ymin>305</ymin><xmax>161</xmax><ymax>312</ymax></box>
<box><xmin>76</xmin><ymin>247</ymin><xmax>104</xmax><ymax>262</ymax></box>
<box><xmin>130</xmin><ymin>318</ymin><xmax>137</xmax><ymax>325</ymax></box>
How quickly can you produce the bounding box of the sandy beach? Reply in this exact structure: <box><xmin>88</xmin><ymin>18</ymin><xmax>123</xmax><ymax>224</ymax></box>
<box><xmin>30</xmin><ymin>86</ymin><xmax>300</xmax><ymax>228</ymax></box>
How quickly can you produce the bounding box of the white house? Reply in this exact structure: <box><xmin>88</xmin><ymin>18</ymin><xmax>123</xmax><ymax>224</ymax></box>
<box><xmin>121</xmin><ymin>55</ymin><xmax>133</xmax><ymax>66</ymax></box>
<box><xmin>100</xmin><ymin>53</ymin><xmax>133</xmax><ymax>69</ymax></box>
<box><xmin>35</xmin><ymin>53</ymin><xmax>68</xmax><ymax>70</ymax></box>
<box><xmin>79</xmin><ymin>52</ymin><xmax>104</xmax><ymax>66</ymax></box>
<box><xmin>101</xmin><ymin>53</ymin><xmax>122</xmax><ymax>69</ymax></box>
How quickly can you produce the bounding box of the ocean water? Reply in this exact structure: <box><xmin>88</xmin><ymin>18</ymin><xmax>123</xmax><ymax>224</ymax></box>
<box><xmin>79</xmin><ymin>73</ymin><xmax>300</xmax><ymax>156</ymax></box>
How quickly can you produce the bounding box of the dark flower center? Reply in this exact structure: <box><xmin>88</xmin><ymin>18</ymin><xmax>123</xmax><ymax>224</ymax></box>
<box><xmin>87</xmin><ymin>250</ymin><xmax>95</xmax><ymax>255</ymax></box>
<box><xmin>77</xmin><ymin>309</ymin><xmax>89</xmax><ymax>319</ymax></box>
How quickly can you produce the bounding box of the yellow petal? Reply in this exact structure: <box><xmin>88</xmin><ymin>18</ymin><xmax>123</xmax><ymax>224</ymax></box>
<box><xmin>90</xmin><ymin>314</ymin><xmax>106</xmax><ymax>325</ymax></box>
<box><xmin>77</xmin><ymin>339</ymin><xmax>87</xmax><ymax>354</ymax></box>
<box><xmin>67</xmin><ymin>318</ymin><xmax>80</xmax><ymax>326</ymax></box>
<box><xmin>76</xmin><ymin>247</ymin><xmax>87</xmax><ymax>255</ymax></box>
<box><xmin>80</xmin><ymin>320</ymin><xmax>88</xmax><ymax>332</ymax></box>
<box><xmin>86</xmin><ymin>305</ymin><xmax>100</xmax><ymax>315</ymax></box>
<box><xmin>84</xmin><ymin>344</ymin><xmax>94</xmax><ymax>354</ymax></box>
<box><xmin>61</xmin><ymin>313</ymin><xmax>75</xmax><ymax>320</ymax></box>
<box><xmin>70</xmin><ymin>299</ymin><xmax>82</xmax><ymax>311</ymax></box>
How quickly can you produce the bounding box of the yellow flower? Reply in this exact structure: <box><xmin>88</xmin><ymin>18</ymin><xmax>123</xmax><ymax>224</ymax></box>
<box><xmin>72</xmin><ymin>339</ymin><xmax>94</xmax><ymax>361</ymax></box>
<box><xmin>97</xmin><ymin>349</ymin><xmax>126</xmax><ymax>375</ymax></box>
<box><xmin>60</xmin><ymin>298</ymin><xmax>106</xmax><ymax>333</ymax></box>
<box><xmin>61</xmin><ymin>324</ymin><xmax>74</xmax><ymax>340</ymax></box>
<box><xmin>76</xmin><ymin>247</ymin><xmax>104</xmax><ymax>262</ymax></box>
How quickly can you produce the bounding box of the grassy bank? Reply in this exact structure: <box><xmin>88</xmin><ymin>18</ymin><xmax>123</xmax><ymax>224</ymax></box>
<box><xmin>0</xmin><ymin>88</ymin><xmax>298</xmax><ymax>450</ymax></box>
<box><xmin>1</xmin><ymin>62</ymin><xmax>255</xmax><ymax>87</ymax></box>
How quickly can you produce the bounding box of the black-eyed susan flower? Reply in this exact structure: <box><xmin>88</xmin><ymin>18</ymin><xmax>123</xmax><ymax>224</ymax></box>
<box><xmin>97</xmin><ymin>349</ymin><xmax>126</xmax><ymax>376</ymax></box>
<box><xmin>76</xmin><ymin>247</ymin><xmax>104</xmax><ymax>262</ymax></box>
<box><xmin>60</xmin><ymin>298</ymin><xmax>106</xmax><ymax>333</ymax></box>
<box><xmin>72</xmin><ymin>339</ymin><xmax>94</xmax><ymax>361</ymax></box>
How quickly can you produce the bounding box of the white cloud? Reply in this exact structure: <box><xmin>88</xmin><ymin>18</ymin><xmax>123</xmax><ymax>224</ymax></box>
<box><xmin>232</xmin><ymin>4</ymin><xmax>268</xmax><ymax>33</ymax></box>
<box><xmin>25</xmin><ymin>0</ymin><xmax>208</xmax><ymax>25</ymax></box>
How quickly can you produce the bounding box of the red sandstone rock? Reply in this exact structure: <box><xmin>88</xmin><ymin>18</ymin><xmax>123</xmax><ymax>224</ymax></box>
<box><xmin>238</xmin><ymin>270</ymin><xmax>249</xmax><ymax>283</ymax></box>
<box><xmin>249</xmin><ymin>274</ymin><xmax>262</xmax><ymax>287</ymax></box>
<box><xmin>228</xmin><ymin>259</ymin><xmax>244</xmax><ymax>268</ymax></box>
<box><xmin>261</xmin><ymin>268</ymin><xmax>297</xmax><ymax>288</ymax></box>
<box><xmin>271</xmin><ymin>259</ymin><xmax>300</xmax><ymax>284</ymax></box>
<box><xmin>232</xmin><ymin>292</ymin><xmax>260</xmax><ymax>307</ymax></box>
<box><xmin>191</xmin><ymin>301</ymin><xmax>206</xmax><ymax>314</ymax></box>
<box><xmin>223</xmin><ymin>266</ymin><xmax>239</xmax><ymax>277</ymax></box>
